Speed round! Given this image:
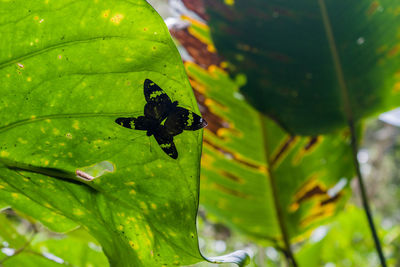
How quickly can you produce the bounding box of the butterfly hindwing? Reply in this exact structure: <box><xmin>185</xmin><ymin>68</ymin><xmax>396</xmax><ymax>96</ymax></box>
<box><xmin>153</xmin><ymin>126</ymin><xmax>178</xmax><ymax>159</ymax></box>
<box><xmin>164</xmin><ymin>107</ymin><xmax>208</xmax><ymax>136</ymax></box>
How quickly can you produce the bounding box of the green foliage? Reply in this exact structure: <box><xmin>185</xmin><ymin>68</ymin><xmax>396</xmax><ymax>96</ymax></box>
<box><xmin>0</xmin><ymin>0</ymin><xmax>249</xmax><ymax>266</ymax></box>
<box><xmin>204</xmin><ymin>0</ymin><xmax>400</xmax><ymax>135</ymax></box>
<box><xmin>0</xmin><ymin>213</ymin><xmax>108</xmax><ymax>266</ymax></box>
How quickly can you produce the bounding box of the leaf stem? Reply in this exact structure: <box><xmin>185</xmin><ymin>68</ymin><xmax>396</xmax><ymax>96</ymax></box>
<box><xmin>318</xmin><ymin>0</ymin><xmax>387</xmax><ymax>265</ymax></box>
<box><xmin>350</xmin><ymin>124</ymin><xmax>387</xmax><ymax>266</ymax></box>
<box><xmin>259</xmin><ymin>114</ymin><xmax>298</xmax><ymax>267</ymax></box>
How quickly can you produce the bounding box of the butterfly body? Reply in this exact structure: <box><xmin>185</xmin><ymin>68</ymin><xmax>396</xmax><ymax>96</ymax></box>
<box><xmin>115</xmin><ymin>79</ymin><xmax>207</xmax><ymax>159</ymax></box>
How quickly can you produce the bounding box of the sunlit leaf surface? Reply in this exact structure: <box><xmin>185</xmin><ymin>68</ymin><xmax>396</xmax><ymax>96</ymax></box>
<box><xmin>0</xmin><ymin>1</ymin><xmax>250</xmax><ymax>266</ymax></box>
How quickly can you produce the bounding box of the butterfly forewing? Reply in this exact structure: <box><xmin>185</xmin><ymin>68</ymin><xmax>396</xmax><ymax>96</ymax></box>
<box><xmin>144</xmin><ymin>79</ymin><xmax>172</xmax><ymax>105</ymax></box>
<box><xmin>115</xmin><ymin>117</ymin><xmax>135</xmax><ymax>129</ymax></box>
<box><xmin>115</xmin><ymin>116</ymin><xmax>150</xmax><ymax>130</ymax></box>
<box><xmin>143</xmin><ymin>79</ymin><xmax>174</xmax><ymax>121</ymax></box>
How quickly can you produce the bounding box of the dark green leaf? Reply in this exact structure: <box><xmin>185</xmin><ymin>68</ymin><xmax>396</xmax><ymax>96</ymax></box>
<box><xmin>204</xmin><ymin>0</ymin><xmax>400</xmax><ymax>135</ymax></box>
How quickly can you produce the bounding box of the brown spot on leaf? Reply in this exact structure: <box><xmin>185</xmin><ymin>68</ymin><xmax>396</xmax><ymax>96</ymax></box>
<box><xmin>170</xmin><ymin>28</ymin><xmax>222</xmax><ymax>68</ymax></box>
<box><xmin>193</xmin><ymin>89</ymin><xmax>228</xmax><ymax>136</ymax></box>
<box><xmin>292</xmin><ymin>136</ymin><xmax>323</xmax><ymax>165</ymax></box>
<box><xmin>182</xmin><ymin>0</ymin><xmax>209</xmax><ymax>21</ymax></box>
<box><xmin>203</xmin><ymin>139</ymin><xmax>265</xmax><ymax>171</ymax></box>
<box><xmin>220</xmin><ymin>171</ymin><xmax>244</xmax><ymax>183</ymax></box>
<box><xmin>304</xmin><ymin>136</ymin><xmax>320</xmax><ymax>151</ymax></box>
<box><xmin>300</xmin><ymin>197</ymin><xmax>339</xmax><ymax>228</ymax></box>
<box><xmin>291</xmin><ymin>177</ymin><xmax>343</xmax><ymax>227</ymax></box>
<box><xmin>292</xmin><ymin>177</ymin><xmax>325</xmax><ymax>202</ymax></box>
<box><xmin>296</xmin><ymin>184</ymin><xmax>325</xmax><ymax>204</ymax></box>
<box><xmin>213</xmin><ymin>183</ymin><xmax>249</xmax><ymax>198</ymax></box>
<box><xmin>270</xmin><ymin>136</ymin><xmax>298</xmax><ymax>167</ymax></box>
<box><xmin>320</xmin><ymin>193</ymin><xmax>341</xmax><ymax>206</ymax></box>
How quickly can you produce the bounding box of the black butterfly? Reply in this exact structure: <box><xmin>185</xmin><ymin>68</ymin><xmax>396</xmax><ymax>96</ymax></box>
<box><xmin>115</xmin><ymin>79</ymin><xmax>207</xmax><ymax>159</ymax></box>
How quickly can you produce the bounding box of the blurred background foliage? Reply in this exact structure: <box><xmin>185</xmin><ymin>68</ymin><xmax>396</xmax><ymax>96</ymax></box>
<box><xmin>1</xmin><ymin>0</ymin><xmax>400</xmax><ymax>266</ymax></box>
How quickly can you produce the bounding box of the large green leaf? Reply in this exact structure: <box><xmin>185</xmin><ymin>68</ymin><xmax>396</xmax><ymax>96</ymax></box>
<box><xmin>0</xmin><ymin>1</ymin><xmax>248</xmax><ymax>266</ymax></box>
<box><xmin>170</xmin><ymin>14</ymin><xmax>354</xmax><ymax>247</ymax></box>
<box><xmin>203</xmin><ymin>0</ymin><xmax>400</xmax><ymax>135</ymax></box>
